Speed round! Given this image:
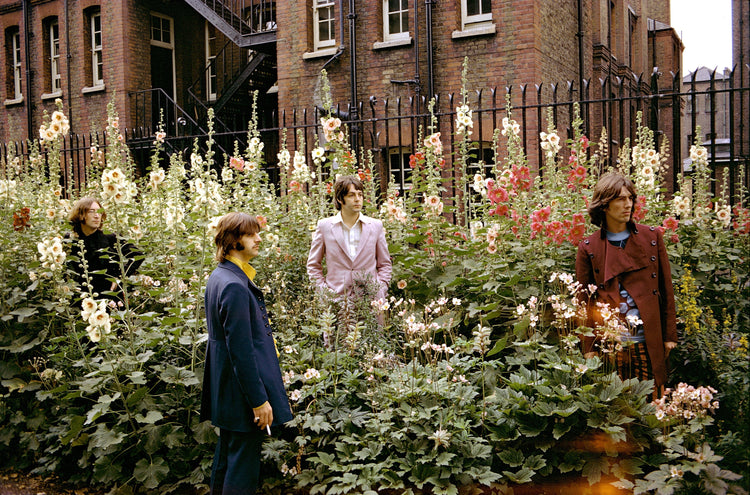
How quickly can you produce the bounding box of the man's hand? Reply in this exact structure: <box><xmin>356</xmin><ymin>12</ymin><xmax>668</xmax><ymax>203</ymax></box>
<box><xmin>253</xmin><ymin>402</ymin><xmax>273</xmax><ymax>430</ymax></box>
<box><xmin>584</xmin><ymin>352</ymin><xmax>596</xmax><ymax>359</ymax></box>
<box><xmin>664</xmin><ymin>341</ymin><xmax>677</xmax><ymax>356</ymax></box>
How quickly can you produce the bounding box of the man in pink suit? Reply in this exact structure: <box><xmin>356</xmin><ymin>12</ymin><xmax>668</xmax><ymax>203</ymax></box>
<box><xmin>307</xmin><ymin>176</ymin><xmax>392</xmax><ymax>301</ymax></box>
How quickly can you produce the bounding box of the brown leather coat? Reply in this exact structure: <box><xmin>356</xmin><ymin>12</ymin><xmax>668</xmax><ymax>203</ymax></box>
<box><xmin>575</xmin><ymin>224</ymin><xmax>677</xmax><ymax>387</ymax></box>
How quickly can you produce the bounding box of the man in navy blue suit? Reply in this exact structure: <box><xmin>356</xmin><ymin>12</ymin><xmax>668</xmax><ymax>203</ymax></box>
<box><xmin>201</xmin><ymin>212</ymin><xmax>293</xmax><ymax>494</ymax></box>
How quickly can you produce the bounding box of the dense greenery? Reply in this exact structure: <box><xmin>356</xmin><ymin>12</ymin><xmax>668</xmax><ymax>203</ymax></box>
<box><xmin>0</xmin><ymin>72</ymin><xmax>748</xmax><ymax>494</ymax></box>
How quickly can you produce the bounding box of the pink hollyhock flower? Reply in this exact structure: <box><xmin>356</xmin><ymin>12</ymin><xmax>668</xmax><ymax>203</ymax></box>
<box><xmin>663</xmin><ymin>216</ymin><xmax>679</xmax><ymax>231</ymax></box>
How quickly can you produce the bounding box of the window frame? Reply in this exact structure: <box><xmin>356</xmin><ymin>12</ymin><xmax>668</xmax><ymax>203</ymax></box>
<box><xmin>90</xmin><ymin>11</ymin><xmax>104</xmax><ymax>87</ymax></box>
<box><xmin>10</xmin><ymin>29</ymin><xmax>22</xmax><ymax>100</ymax></box>
<box><xmin>205</xmin><ymin>22</ymin><xmax>218</xmax><ymax>101</ymax></box>
<box><xmin>313</xmin><ymin>0</ymin><xmax>336</xmax><ymax>51</ymax></box>
<box><xmin>388</xmin><ymin>147</ymin><xmax>414</xmax><ymax>195</ymax></box>
<box><xmin>383</xmin><ymin>0</ymin><xmax>409</xmax><ymax>42</ymax></box>
<box><xmin>150</xmin><ymin>12</ymin><xmax>174</xmax><ymax>49</ymax></box>
<box><xmin>49</xmin><ymin>20</ymin><xmax>61</xmax><ymax>94</ymax></box>
<box><xmin>461</xmin><ymin>0</ymin><xmax>492</xmax><ymax>30</ymax></box>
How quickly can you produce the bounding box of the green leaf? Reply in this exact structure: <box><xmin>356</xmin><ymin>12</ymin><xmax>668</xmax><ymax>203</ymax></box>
<box><xmin>158</xmin><ymin>365</ymin><xmax>200</xmax><ymax>386</ymax></box>
<box><xmin>486</xmin><ymin>337</ymin><xmax>507</xmax><ymax>357</ymax></box>
<box><xmin>60</xmin><ymin>415</ymin><xmax>85</xmax><ymax>445</ymax></box>
<box><xmin>582</xmin><ymin>456</ymin><xmax>610</xmax><ymax>485</ymax></box>
<box><xmin>133</xmin><ymin>457</ymin><xmax>169</xmax><ymax>489</ymax></box>
<box><xmin>89</xmin><ymin>424</ymin><xmax>127</xmax><ymax>450</ymax></box>
<box><xmin>497</xmin><ymin>448</ymin><xmax>524</xmax><ymax>467</ymax></box>
<box><xmin>135</xmin><ymin>410</ymin><xmax>164</xmax><ymax>424</ymax></box>
<box><xmin>502</xmin><ymin>467</ymin><xmax>535</xmax><ymax>484</ymax></box>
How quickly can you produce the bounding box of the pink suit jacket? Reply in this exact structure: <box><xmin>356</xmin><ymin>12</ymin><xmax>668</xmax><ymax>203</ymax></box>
<box><xmin>307</xmin><ymin>214</ymin><xmax>392</xmax><ymax>300</ymax></box>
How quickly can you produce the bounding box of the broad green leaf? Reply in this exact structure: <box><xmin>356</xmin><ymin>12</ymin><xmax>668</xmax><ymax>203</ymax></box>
<box><xmin>135</xmin><ymin>410</ymin><xmax>163</xmax><ymax>424</ymax></box>
<box><xmin>133</xmin><ymin>457</ymin><xmax>169</xmax><ymax>489</ymax></box>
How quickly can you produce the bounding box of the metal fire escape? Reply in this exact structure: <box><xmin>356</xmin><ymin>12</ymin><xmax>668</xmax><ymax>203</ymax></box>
<box><xmin>184</xmin><ymin>0</ymin><xmax>277</xmax><ymax>135</ymax></box>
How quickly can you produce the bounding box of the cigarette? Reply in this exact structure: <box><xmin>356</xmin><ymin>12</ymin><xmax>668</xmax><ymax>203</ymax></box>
<box><xmin>266</xmin><ymin>425</ymin><xmax>271</xmax><ymax>435</ymax></box>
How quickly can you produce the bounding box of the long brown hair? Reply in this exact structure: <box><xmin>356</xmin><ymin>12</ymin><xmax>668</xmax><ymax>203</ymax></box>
<box><xmin>68</xmin><ymin>197</ymin><xmax>106</xmax><ymax>235</ymax></box>
<box><xmin>588</xmin><ymin>172</ymin><xmax>637</xmax><ymax>232</ymax></box>
<box><xmin>214</xmin><ymin>212</ymin><xmax>261</xmax><ymax>262</ymax></box>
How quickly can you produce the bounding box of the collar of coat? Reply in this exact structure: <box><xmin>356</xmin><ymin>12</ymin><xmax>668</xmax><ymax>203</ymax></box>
<box><xmin>219</xmin><ymin>260</ymin><xmax>262</xmax><ymax>293</ymax></box>
<box><xmin>582</xmin><ymin>225</ymin><xmax>659</xmax><ymax>284</ymax></box>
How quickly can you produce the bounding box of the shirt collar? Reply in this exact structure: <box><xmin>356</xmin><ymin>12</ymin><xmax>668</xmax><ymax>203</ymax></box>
<box><xmin>333</xmin><ymin>212</ymin><xmax>371</xmax><ymax>225</ymax></box>
<box><xmin>225</xmin><ymin>255</ymin><xmax>257</xmax><ymax>281</ymax></box>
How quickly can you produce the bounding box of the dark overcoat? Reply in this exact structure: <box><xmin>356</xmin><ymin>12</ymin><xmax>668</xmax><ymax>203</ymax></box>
<box><xmin>201</xmin><ymin>261</ymin><xmax>293</xmax><ymax>432</ymax></box>
<box><xmin>575</xmin><ymin>224</ymin><xmax>677</xmax><ymax>387</ymax></box>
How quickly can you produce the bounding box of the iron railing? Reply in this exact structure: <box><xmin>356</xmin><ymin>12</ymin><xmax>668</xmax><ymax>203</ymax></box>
<box><xmin>3</xmin><ymin>66</ymin><xmax>748</xmax><ymax>205</ymax></box>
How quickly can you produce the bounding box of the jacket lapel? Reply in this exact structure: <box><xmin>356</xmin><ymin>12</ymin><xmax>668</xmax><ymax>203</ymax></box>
<box><xmin>354</xmin><ymin>217</ymin><xmax>373</xmax><ymax>261</ymax></box>
<box><xmin>332</xmin><ymin>221</ymin><xmax>350</xmax><ymax>259</ymax></box>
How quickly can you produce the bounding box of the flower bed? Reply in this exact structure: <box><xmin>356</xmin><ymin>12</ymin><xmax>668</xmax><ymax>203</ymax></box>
<box><xmin>0</xmin><ymin>78</ymin><xmax>747</xmax><ymax>494</ymax></box>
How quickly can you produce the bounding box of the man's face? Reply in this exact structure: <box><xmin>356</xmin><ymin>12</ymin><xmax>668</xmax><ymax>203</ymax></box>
<box><xmin>238</xmin><ymin>232</ymin><xmax>262</xmax><ymax>261</ymax></box>
<box><xmin>83</xmin><ymin>202</ymin><xmax>103</xmax><ymax>231</ymax></box>
<box><xmin>604</xmin><ymin>186</ymin><xmax>634</xmax><ymax>228</ymax></box>
<box><xmin>341</xmin><ymin>184</ymin><xmax>364</xmax><ymax>215</ymax></box>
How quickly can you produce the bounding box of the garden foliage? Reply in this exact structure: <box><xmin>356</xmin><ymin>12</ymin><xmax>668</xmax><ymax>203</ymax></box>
<box><xmin>0</xmin><ymin>75</ymin><xmax>748</xmax><ymax>494</ymax></box>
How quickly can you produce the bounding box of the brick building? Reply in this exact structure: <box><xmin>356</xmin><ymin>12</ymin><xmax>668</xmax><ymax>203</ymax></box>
<box><xmin>1</xmin><ymin>0</ymin><xmax>684</xmax><ymax>187</ymax></box>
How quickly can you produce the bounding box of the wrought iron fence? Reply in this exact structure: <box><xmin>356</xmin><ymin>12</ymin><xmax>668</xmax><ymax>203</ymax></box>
<box><xmin>3</xmin><ymin>66</ymin><xmax>749</xmax><ymax>205</ymax></box>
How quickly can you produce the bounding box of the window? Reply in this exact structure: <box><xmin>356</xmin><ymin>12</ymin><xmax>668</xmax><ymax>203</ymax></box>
<box><xmin>384</xmin><ymin>0</ymin><xmax>409</xmax><ymax>41</ymax></box>
<box><xmin>85</xmin><ymin>9</ymin><xmax>104</xmax><ymax>88</ymax></box>
<box><xmin>5</xmin><ymin>28</ymin><xmax>22</xmax><ymax>101</ymax></box>
<box><xmin>388</xmin><ymin>148</ymin><xmax>413</xmax><ymax>195</ymax></box>
<box><xmin>151</xmin><ymin>13</ymin><xmax>173</xmax><ymax>47</ymax></box>
<box><xmin>44</xmin><ymin>18</ymin><xmax>62</xmax><ymax>94</ymax></box>
<box><xmin>462</xmin><ymin>0</ymin><xmax>492</xmax><ymax>29</ymax></box>
<box><xmin>205</xmin><ymin>23</ymin><xmax>218</xmax><ymax>101</ymax></box>
<box><xmin>313</xmin><ymin>0</ymin><xmax>335</xmax><ymax>51</ymax></box>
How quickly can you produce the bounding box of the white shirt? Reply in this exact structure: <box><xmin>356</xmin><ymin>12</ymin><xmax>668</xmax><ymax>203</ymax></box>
<box><xmin>334</xmin><ymin>212</ymin><xmax>362</xmax><ymax>259</ymax></box>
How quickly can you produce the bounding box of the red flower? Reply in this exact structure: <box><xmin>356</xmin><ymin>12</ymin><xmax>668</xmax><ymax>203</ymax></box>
<box><xmin>531</xmin><ymin>206</ymin><xmax>552</xmax><ymax>223</ymax></box>
<box><xmin>409</xmin><ymin>152</ymin><xmax>425</xmax><ymax>169</ymax></box>
<box><xmin>488</xmin><ymin>184</ymin><xmax>509</xmax><ymax>205</ymax></box>
<box><xmin>256</xmin><ymin>215</ymin><xmax>268</xmax><ymax>229</ymax></box>
<box><xmin>289</xmin><ymin>180</ymin><xmax>301</xmax><ymax>193</ymax></box>
<box><xmin>13</xmin><ymin>207</ymin><xmax>30</xmax><ymax>231</ymax></box>
<box><xmin>632</xmin><ymin>195</ymin><xmax>648</xmax><ymax>222</ymax></box>
<box><xmin>663</xmin><ymin>216</ymin><xmax>679</xmax><ymax>232</ymax></box>
<box><xmin>580</xmin><ymin>135</ymin><xmax>590</xmax><ymax>150</ymax></box>
<box><xmin>492</xmin><ymin>204</ymin><xmax>510</xmax><ymax>217</ymax></box>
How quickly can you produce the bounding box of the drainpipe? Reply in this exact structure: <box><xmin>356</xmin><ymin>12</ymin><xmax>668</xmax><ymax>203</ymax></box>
<box><xmin>64</xmin><ymin>0</ymin><xmax>73</xmax><ymax>123</ymax></box>
<box><xmin>414</xmin><ymin>0</ymin><xmax>421</xmax><ymax>113</ymax></box>
<box><xmin>322</xmin><ymin>0</ymin><xmax>347</xmax><ymax>69</ymax></box>
<box><xmin>348</xmin><ymin>0</ymin><xmax>358</xmax><ymax>149</ymax></box>
<box><xmin>23</xmin><ymin>0</ymin><xmax>33</xmax><ymax>140</ymax></box>
<box><xmin>576</xmin><ymin>0</ymin><xmax>584</xmax><ymax>100</ymax></box>
<box><xmin>425</xmin><ymin>0</ymin><xmax>435</xmax><ymax>101</ymax></box>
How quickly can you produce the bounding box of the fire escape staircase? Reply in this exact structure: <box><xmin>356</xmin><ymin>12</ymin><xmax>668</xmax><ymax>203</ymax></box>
<box><xmin>183</xmin><ymin>0</ymin><xmax>276</xmax><ymax>49</ymax></box>
<box><xmin>184</xmin><ymin>0</ymin><xmax>277</xmax><ymax>136</ymax></box>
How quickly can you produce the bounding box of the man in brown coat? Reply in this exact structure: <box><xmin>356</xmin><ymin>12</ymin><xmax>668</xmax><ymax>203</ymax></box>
<box><xmin>576</xmin><ymin>172</ymin><xmax>677</xmax><ymax>391</ymax></box>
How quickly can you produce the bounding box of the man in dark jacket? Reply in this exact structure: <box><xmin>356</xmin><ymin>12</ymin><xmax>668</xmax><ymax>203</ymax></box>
<box><xmin>576</xmin><ymin>173</ymin><xmax>677</xmax><ymax>392</ymax></box>
<box><xmin>67</xmin><ymin>197</ymin><xmax>142</xmax><ymax>298</ymax></box>
<box><xmin>201</xmin><ymin>212</ymin><xmax>293</xmax><ymax>494</ymax></box>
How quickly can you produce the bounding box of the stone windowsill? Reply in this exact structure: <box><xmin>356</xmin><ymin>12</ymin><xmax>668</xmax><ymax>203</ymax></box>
<box><xmin>372</xmin><ymin>36</ymin><xmax>413</xmax><ymax>50</ymax></box>
<box><xmin>41</xmin><ymin>90</ymin><xmax>63</xmax><ymax>101</ymax></box>
<box><xmin>452</xmin><ymin>23</ymin><xmax>497</xmax><ymax>39</ymax></box>
<box><xmin>3</xmin><ymin>96</ymin><xmax>24</xmax><ymax>107</ymax></box>
<box><xmin>303</xmin><ymin>47</ymin><xmax>338</xmax><ymax>60</ymax></box>
<box><xmin>82</xmin><ymin>84</ymin><xmax>106</xmax><ymax>94</ymax></box>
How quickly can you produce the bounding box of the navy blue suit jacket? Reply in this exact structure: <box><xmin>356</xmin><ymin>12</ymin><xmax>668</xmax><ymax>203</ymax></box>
<box><xmin>201</xmin><ymin>261</ymin><xmax>293</xmax><ymax>432</ymax></box>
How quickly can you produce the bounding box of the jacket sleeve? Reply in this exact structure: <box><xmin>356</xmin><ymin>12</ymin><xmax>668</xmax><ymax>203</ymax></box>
<box><xmin>656</xmin><ymin>229</ymin><xmax>678</xmax><ymax>343</ymax></box>
<box><xmin>219</xmin><ymin>281</ymin><xmax>268</xmax><ymax>409</ymax></box>
<box><xmin>306</xmin><ymin>220</ymin><xmax>329</xmax><ymax>290</ymax></box>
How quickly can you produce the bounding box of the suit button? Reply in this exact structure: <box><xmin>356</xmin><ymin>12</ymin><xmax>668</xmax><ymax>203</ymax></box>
<box><xmin>584</xmin><ymin>240</ymin><xmax>590</xmax><ymax>244</ymax></box>
<box><xmin>594</xmin><ymin>268</ymin><xmax>599</xmax><ymax>273</ymax></box>
<box><xmin>650</xmin><ymin>226</ymin><xmax>655</xmax><ymax>231</ymax></box>
<box><xmin>651</xmin><ymin>240</ymin><xmax>657</xmax><ymax>246</ymax></box>
<box><xmin>598</xmin><ymin>284</ymin><xmax>605</xmax><ymax>289</ymax></box>
<box><xmin>651</xmin><ymin>256</ymin><xmax>656</xmax><ymax>261</ymax></box>
<box><xmin>267</xmin><ymin>331</ymin><xmax>272</xmax><ymax>336</ymax></box>
<box><xmin>589</xmin><ymin>253</ymin><xmax>594</xmax><ymax>258</ymax></box>
<box><xmin>653</xmin><ymin>289</ymin><xmax>658</xmax><ymax>294</ymax></box>
<box><xmin>651</xmin><ymin>272</ymin><xmax>657</xmax><ymax>278</ymax></box>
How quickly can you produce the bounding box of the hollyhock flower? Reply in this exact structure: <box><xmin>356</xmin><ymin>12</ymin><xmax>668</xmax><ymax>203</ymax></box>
<box><xmin>155</xmin><ymin>131</ymin><xmax>166</xmax><ymax>143</ymax></box>
<box><xmin>311</xmin><ymin>147</ymin><xmax>326</xmax><ymax>162</ymax></box>
<box><xmin>288</xmin><ymin>180</ymin><xmax>301</xmax><ymax>193</ymax></box>
<box><xmin>715</xmin><ymin>204</ymin><xmax>731</xmax><ymax>228</ymax></box>
<box><xmin>663</xmin><ymin>216</ymin><xmax>679</xmax><ymax>231</ymax></box>
<box><xmin>229</xmin><ymin>156</ymin><xmax>245</xmax><ymax>171</ymax></box>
